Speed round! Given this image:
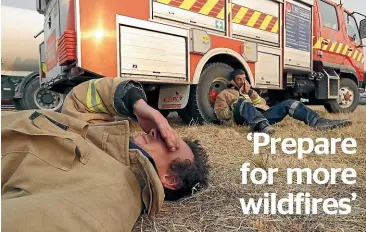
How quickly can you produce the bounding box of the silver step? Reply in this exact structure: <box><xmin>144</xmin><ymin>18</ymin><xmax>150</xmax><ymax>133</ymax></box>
<box><xmin>323</xmin><ymin>69</ymin><xmax>340</xmax><ymax>99</ymax></box>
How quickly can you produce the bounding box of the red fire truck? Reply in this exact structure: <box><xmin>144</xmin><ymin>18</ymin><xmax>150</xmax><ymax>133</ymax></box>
<box><xmin>35</xmin><ymin>0</ymin><xmax>366</xmax><ymax>124</ymax></box>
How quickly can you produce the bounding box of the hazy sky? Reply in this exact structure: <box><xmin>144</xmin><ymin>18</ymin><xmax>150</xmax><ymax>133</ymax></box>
<box><xmin>2</xmin><ymin>0</ymin><xmax>35</xmax><ymax>10</ymax></box>
<box><xmin>2</xmin><ymin>0</ymin><xmax>365</xmax><ymax>15</ymax></box>
<box><xmin>2</xmin><ymin>0</ymin><xmax>366</xmax><ymax>67</ymax></box>
<box><xmin>2</xmin><ymin>0</ymin><xmax>365</xmax><ymax>33</ymax></box>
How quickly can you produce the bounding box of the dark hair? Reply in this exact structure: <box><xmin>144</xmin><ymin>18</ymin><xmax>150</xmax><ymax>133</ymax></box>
<box><xmin>163</xmin><ymin>138</ymin><xmax>209</xmax><ymax>201</ymax></box>
<box><xmin>230</xmin><ymin>69</ymin><xmax>246</xmax><ymax>80</ymax></box>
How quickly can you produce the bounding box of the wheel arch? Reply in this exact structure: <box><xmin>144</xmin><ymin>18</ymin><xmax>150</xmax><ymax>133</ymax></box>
<box><xmin>339</xmin><ymin>71</ymin><xmax>359</xmax><ymax>87</ymax></box>
<box><xmin>192</xmin><ymin>48</ymin><xmax>254</xmax><ymax>85</ymax></box>
<box><xmin>14</xmin><ymin>71</ymin><xmax>39</xmax><ymax>99</ymax></box>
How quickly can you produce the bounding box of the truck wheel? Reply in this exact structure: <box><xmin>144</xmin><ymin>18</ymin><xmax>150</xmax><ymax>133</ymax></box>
<box><xmin>178</xmin><ymin>63</ymin><xmax>234</xmax><ymax>124</ymax></box>
<box><xmin>13</xmin><ymin>77</ymin><xmax>64</xmax><ymax>112</ymax></box>
<box><xmin>177</xmin><ymin>85</ymin><xmax>204</xmax><ymax>124</ymax></box>
<box><xmin>324</xmin><ymin>78</ymin><xmax>360</xmax><ymax>113</ymax></box>
<box><xmin>159</xmin><ymin>110</ymin><xmax>170</xmax><ymax>118</ymax></box>
<box><xmin>197</xmin><ymin>63</ymin><xmax>234</xmax><ymax>123</ymax></box>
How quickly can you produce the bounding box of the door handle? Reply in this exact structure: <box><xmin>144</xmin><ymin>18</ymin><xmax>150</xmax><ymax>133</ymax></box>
<box><xmin>322</xmin><ymin>39</ymin><xmax>330</xmax><ymax>44</ymax></box>
<box><xmin>47</xmin><ymin>18</ymin><xmax>51</xmax><ymax>29</ymax></box>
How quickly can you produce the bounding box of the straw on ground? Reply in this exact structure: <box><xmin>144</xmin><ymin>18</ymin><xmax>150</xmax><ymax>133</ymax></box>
<box><xmin>131</xmin><ymin>105</ymin><xmax>366</xmax><ymax>232</ymax></box>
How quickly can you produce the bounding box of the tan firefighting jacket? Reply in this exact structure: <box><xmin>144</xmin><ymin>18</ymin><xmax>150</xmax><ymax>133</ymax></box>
<box><xmin>214</xmin><ymin>80</ymin><xmax>269</xmax><ymax>123</ymax></box>
<box><xmin>1</xmin><ymin>78</ymin><xmax>164</xmax><ymax>232</ymax></box>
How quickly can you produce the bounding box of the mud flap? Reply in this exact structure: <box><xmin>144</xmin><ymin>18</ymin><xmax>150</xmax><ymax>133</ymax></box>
<box><xmin>158</xmin><ymin>85</ymin><xmax>190</xmax><ymax>110</ymax></box>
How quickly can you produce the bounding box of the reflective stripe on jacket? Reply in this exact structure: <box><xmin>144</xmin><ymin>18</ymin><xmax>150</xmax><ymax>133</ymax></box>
<box><xmin>62</xmin><ymin>78</ymin><xmax>147</xmax><ymax>123</ymax></box>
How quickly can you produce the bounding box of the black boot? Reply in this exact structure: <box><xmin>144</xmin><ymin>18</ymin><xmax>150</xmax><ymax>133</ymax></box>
<box><xmin>254</xmin><ymin>121</ymin><xmax>275</xmax><ymax>134</ymax></box>
<box><xmin>314</xmin><ymin>118</ymin><xmax>352</xmax><ymax>130</ymax></box>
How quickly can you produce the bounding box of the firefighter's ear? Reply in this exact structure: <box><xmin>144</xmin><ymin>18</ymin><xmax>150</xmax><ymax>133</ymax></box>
<box><xmin>161</xmin><ymin>175</ymin><xmax>181</xmax><ymax>190</ymax></box>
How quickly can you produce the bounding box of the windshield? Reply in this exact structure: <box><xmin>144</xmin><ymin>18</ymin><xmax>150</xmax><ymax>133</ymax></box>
<box><xmin>344</xmin><ymin>12</ymin><xmax>361</xmax><ymax>45</ymax></box>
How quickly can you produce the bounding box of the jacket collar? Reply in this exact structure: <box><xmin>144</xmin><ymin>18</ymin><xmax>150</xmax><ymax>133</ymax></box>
<box><xmin>129</xmin><ymin>140</ymin><xmax>158</xmax><ymax>172</ymax></box>
<box><xmin>86</xmin><ymin>120</ymin><xmax>164</xmax><ymax>217</ymax></box>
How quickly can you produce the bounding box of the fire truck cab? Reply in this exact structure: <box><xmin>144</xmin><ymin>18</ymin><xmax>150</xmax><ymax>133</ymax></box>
<box><xmin>36</xmin><ymin>0</ymin><xmax>366</xmax><ymax>124</ymax></box>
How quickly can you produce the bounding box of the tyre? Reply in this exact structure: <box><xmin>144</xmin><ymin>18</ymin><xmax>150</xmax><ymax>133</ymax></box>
<box><xmin>177</xmin><ymin>85</ymin><xmax>204</xmax><ymax>125</ymax></box>
<box><xmin>197</xmin><ymin>62</ymin><xmax>234</xmax><ymax>123</ymax></box>
<box><xmin>178</xmin><ymin>62</ymin><xmax>234</xmax><ymax>124</ymax></box>
<box><xmin>159</xmin><ymin>110</ymin><xmax>170</xmax><ymax>118</ymax></box>
<box><xmin>13</xmin><ymin>77</ymin><xmax>65</xmax><ymax>112</ymax></box>
<box><xmin>324</xmin><ymin>78</ymin><xmax>360</xmax><ymax>113</ymax></box>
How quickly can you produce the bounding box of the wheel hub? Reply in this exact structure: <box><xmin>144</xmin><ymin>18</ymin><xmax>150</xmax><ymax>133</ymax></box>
<box><xmin>337</xmin><ymin>87</ymin><xmax>354</xmax><ymax>108</ymax></box>
<box><xmin>209</xmin><ymin>90</ymin><xmax>219</xmax><ymax>103</ymax></box>
<box><xmin>208</xmin><ymin>77</ymin><xmax>229</xmax><ymax>104</ymax></box>
<box><xmin>41</xmin><ymin>93</ymin><xmax>54</xmax><ymax>104</ymax></box>
<box><xmin>344</xmin><ymin>91</ymin><xmax>351</xmax><ymax>101</ymax></box>
<box><xmin>34</xmin><ymin>87</ymin><xmax>64</xmax><ymax>110</ymax></box>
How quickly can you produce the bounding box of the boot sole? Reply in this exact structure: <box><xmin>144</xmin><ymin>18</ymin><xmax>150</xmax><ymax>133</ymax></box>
<box><xmin>253</xmin><ymin>128</ymin><xmax>276</xmax><ymax>135</ymax></box>
<box><xmin>315</xmin><ymin>121</ymin><xmax>352</xmax><ymax>131</ymax></box>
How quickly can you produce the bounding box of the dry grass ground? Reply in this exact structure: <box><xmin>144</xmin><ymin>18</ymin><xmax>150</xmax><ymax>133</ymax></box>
<box><xmin>131</xmin><ymin>105</ymin><xmax>366</xmax><ymax>232</ymax></box>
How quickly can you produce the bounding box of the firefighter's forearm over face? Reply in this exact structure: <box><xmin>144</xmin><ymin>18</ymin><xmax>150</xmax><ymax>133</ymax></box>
<box><xmin>133</xmin><ymin>99</ymin><xmax>180</xmax><ymax>152</ymax></box>
<box><xmin>62</xmin><ymin>78</ymin><xmax>180</xmax><ymax>151</ymax></box>
<box><xmin>238</xmin><ymin>79</ymin><xmax>266</xmax><ymax>107</ymax></box>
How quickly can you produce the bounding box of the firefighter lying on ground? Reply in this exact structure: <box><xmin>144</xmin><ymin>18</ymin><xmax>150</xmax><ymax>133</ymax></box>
<box><xmin>214</xmin><ymin>69</ymin><xmax>352</xmax><ymax>134</ymax></box>
<box><xmin>2</xmin><ymin>78</ymin><xmax>209</xmax><ymax>232</ymax></box>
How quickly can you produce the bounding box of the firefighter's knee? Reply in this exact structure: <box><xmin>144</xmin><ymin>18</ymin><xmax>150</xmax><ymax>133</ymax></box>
<box><xmin>288</xmin><ymin>100</ymin><xmax>302</xmax><ymax>116</ymax></box>
<box><xmin>282</xmin><ymin>99</ymin><xmax>297</xmax><ymax>106</ymax></box>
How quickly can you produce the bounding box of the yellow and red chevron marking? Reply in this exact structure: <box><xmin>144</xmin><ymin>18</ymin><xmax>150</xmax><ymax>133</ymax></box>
<box><xmin>231</xmin><ymin>4</ymin><xmax>279</xmax><ymax>33</ymax></box>
<box><xmin>156</xmin><ymin>0</ymin><xmax>225</xmax><ymax>18</ymax></box>
<box><xmin>155</xmin><ymin>0</ymin><xmax>279</xmax><ymax>33</ymax></box>
<box><xmin>313</xmin><ymin>37</ymin><xmax>365</xmax><ymax>64</ymax></box>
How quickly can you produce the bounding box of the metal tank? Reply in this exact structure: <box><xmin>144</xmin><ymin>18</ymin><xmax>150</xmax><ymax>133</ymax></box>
<box><xmin>1</xmin><ymin>5</ymin><xmax>64</xmax><ymax>111</ymax></box>
<box><xmin>1</xmin><ymin>5</ymin><xmax>44</xmax><ymax>76</ymax></box>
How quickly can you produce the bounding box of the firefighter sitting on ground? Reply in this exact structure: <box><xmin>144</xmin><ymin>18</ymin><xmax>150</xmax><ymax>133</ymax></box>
<box><xmin>214</xmin><ymin>69</ymin><xmax>352</xmax><ymax>134</ymax></box>
<box><xmin>2</xmin><ymin>78</ymin><xmax>209</xmax><ymax>232</ymax></box>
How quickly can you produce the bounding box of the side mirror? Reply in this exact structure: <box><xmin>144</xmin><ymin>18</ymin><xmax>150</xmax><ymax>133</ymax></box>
<box><xmin>360</xmin><ymin>19</ymin><xmax>366</xmax><ymax>39</ymax></box>
<box><xmin>36</xmin><ymin>0</ymin><xmax>46</xmax><ymax>14</ymax></box>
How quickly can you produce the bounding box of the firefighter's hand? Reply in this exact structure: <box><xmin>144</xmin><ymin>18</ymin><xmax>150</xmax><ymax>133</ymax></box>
<box><xmin>133</xmin><ymin>99</ymin><xmax>180</xmax><ymax>151</ymax></box>
<box><xmin>242</xmin><ymin>80</ymin><xmax>251</xmax><ymax>94</ymax></box>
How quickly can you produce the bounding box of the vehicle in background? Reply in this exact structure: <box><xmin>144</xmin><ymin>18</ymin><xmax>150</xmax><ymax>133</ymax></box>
<box><xmin>360</xmin><ymin>73</ymin><xmax>366</xmax><ymax>105</ymax></box>
<box><xmin>35</xmin><ymin>0</ymin><xmax>366</xmax><ymax>123</ymax></box>
<box><xmin>1</xmin><ymin>5</ymin><xmax>64</xmax><ymax>111</ymax></box>
<box><xmin>360</xmin><ymin>92</ymin><xmax>366</xmax><ymax>104</ymax></box>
